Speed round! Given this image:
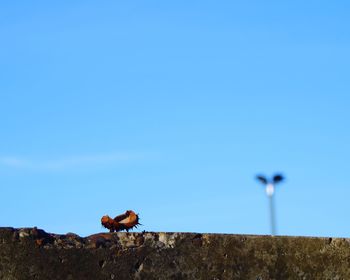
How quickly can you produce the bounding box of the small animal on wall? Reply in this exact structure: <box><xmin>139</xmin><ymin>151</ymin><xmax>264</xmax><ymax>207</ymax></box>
<box><xmin>101</xmin><ymin>210</ymin><xmax>140</xmax><ymax>232</ymax></box>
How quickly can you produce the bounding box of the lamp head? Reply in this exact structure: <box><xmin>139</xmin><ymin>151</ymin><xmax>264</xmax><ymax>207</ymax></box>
<box><xmin>256</xmin><ymin>175</ymin><xmax>268</xmax><ymax>185</ymax></box>
<box><xmin>272</xmin><ymin>174</ymin><xmax>284</xmax><ymax>185</ymax></box>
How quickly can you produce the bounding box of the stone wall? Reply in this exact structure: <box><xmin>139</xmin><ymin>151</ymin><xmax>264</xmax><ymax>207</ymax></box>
<box><xmin>0</xmin><ymin>227</ymin><xmax>349</xmax><ymax>279</ymax></box>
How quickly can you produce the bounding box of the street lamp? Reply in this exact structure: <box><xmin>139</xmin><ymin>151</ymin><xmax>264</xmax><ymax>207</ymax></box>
<box><xmin>255</xmin><ymin>173</ymin><xmax>285</xmax><ymax>236</ymax></box>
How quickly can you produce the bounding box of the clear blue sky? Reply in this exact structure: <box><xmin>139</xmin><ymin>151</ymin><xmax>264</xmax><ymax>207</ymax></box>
<box><xmin>1</xmin><ymin>1</ymin><xmax>349</xmax><ymax>237</ymax></box>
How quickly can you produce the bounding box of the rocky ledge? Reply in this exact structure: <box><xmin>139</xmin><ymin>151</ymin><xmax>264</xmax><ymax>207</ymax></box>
<box><xmin>0</xmin><ymin>227</ymin><xmax>350</xmax><ymax>279</ymax></box>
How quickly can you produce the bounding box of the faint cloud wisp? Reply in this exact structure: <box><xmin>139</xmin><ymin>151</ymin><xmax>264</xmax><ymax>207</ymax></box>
<box><xmin>0</xmin><ymin>152</ymin><xmax>143</xmax><ymax>171</ymax></box>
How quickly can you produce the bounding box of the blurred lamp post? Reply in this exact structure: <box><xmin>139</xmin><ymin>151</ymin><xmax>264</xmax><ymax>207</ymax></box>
<box><xmin>256</xmin><ymin>174</ymin><xmax>285</xmax><ymax>236</ymax></box>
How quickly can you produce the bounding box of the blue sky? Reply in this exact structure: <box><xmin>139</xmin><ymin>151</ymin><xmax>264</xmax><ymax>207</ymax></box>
<box><xmin>1</xmin><ymin>1</ymin><xmax>350</xmax><ymax>237</ymax></box>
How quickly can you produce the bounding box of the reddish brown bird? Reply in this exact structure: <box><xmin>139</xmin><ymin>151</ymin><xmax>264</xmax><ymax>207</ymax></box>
<box><xmin>101</xmin><ymin>210</ymin><xmax>140</xmax><ymax>232</ymax></box>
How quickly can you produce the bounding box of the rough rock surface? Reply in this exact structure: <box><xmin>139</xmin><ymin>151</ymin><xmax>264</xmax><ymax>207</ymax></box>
<box><xmin>0</xmin><ymin>227</ymin><xmax>350</xmax><ymax>279</ymax></box>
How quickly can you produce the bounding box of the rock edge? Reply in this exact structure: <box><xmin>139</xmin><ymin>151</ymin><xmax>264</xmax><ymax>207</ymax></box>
<box><xmin>1</xmin><ymin>227</ymin><xmax>350</xmax><ymax>279</ymax></box>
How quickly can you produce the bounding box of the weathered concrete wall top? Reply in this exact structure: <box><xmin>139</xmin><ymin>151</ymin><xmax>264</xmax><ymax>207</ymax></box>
<box><xmin>0</xmin><ymin>227</ymin><xmax>349</xmax><ymax>280</ymax></box>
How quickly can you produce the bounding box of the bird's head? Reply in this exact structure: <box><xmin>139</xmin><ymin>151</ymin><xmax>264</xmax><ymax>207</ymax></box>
<box><xmin>101</xmin><ymin>215</ymin><xmax>111</xmax><ymax>225</ymax></box>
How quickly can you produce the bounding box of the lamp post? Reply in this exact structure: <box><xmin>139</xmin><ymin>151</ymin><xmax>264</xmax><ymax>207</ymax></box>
<box><xmin>256</xmin><ymin>174</ymin><xmax>284</xmax><ymax>236</ymax></box>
